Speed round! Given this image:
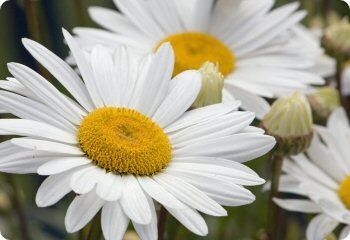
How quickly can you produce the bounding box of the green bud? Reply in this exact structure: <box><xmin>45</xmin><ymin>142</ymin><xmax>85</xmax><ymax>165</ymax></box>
<box><xmin>192</xmin><ymin>62</ymin><xmax>224</xmax><ymax>109</ymax></box>
<box><xmin>261</xmin><ymin>92</ymin><xmax>313</xmax><ymax>156</ymax></box>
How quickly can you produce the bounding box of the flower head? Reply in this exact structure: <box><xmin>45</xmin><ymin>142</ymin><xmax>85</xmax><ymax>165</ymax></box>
<box><xmin>261</xmin><ymin>91</ymin><xmax>313</xmax><ymax>155</ymax></box>
<box><xmin>324</xmin><ymin>19</ymin><xmax>350</xmax><ymax>57</ymax></box>
<box><xmin>274</xmin><ymin>108</ymin><xmax>350</xmax><ymax>239</ymax></box>
<box><xmin>72</xmin><ymin>0</ymin><xmax>324</xmax><ymax>119</ymax></box>
<box><xmin>308</xmin><ymin>87</ymin><xmax>340</xmax><ymax>125</ymax></box>
<box><xmin>0</xmin><ymin>30</ymin><xmax>275</xmax><ymax>240</ymax></box>
<box><xmin>192</xmin><ymin>61</ymin><xmax>224</xmax><ymax>109</ymax></box>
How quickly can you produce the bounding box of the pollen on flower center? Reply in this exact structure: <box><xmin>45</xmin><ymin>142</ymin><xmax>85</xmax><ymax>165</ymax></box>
<box><xmin>338</xmin><ymin>176</ymin><xmax>350</xmax><ymax>209</ymax></box>
<box><xmin>156</xmin><ymin>32</ymin><xmax>236</xmax><ymax>77</ymax></box>
<box><xmin>78</xmin><ymin>107</ymin><xmax>172</xmax><ymax>176</ymax></box>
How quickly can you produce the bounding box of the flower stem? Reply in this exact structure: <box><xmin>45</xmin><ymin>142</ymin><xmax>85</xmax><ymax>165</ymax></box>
<box><xmin>267</xmin><ymin>153</ymin><xmax>284</xmax><ymax>240</ymax></box>
<box><xmin>73</xmin><ymin>0</ymin><xmax>87</xmax><ymax>26</ymax></box>
<box><xmin>23</xmin><ymin>0</ymin><xmax>41</xmax><ymax>42</ymax></box>
<box><xmin>158</xmin><ymin>206</ymin><xmax>168</xmax><ymax>240</ymax></box>
<box><xmin>5</xmin><ymin>174</ymin><xmax>31</xmax><ymax>240</ymax></box>
<box><xmin>87</xmin><ymin>213</ymin><xmax>102</xmax><ymax>240</ymax></box>
<box><xmin>23</xmin><ymin>0</ymin><xmax>51</xmax><ymax>80</ymax></box>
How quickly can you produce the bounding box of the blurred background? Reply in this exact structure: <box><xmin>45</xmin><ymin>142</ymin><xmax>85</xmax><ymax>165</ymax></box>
<box><xmin>0</xmin><ymin>0</ymin><xmax>348</xmax><ymax>239</ymax></box>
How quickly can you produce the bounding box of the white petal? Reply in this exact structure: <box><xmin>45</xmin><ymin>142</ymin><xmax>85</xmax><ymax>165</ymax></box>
<box><xmin>0</xmin><ymin>90</ymin><xmax>76</xmax><ymax>133</ymax></box>
<box><xmin>70</xmin><ymin>166</ymin><xmax>105</xmax><ymax>194</ymax></box>
<box><xmin>223</xmin><ymin>86</ymin><xmax>270</xmax><ymax>119</ymax></box>
<box><xmin>37</xmin><ymin>157</ymin><xmax>90</xmax><ymax>175</ymax></box>
<box><xmin>0</xmin><ymin>119</ymin><xmax>77</xmax><ymax>144</ymax></box>
<box><xmin>340</xmin><ymin>225</ymin><xmax>350</xmax><ymax>239</ymax></box>
<box><xmin>62</xmin><ymin>29</ymin><xmax>104</xmax><ymax>108</ymax></box>
<box><xmin>134</xmin><ymin>43</ymin><xmax>174</xmax><ymax>117</ymax></box>
<box><xmin>0</xmin><ymin>150</ymin><xmax>54</xmax><ymax>174</ymax></box>
<box><xmin>170</xmin><ymin>170</ymin><xmax>256</xmax><ymax>206</ymax></box>
<box><xmin>165</xmin><ymin>101</ymin><xmax>241</xmax><ymax>133</ymax></box>
<box><xmin>169</xmin><ymin>111</ymin><xmax>255</xmax><ymax>148</ymax></box>
<box><xmin>96</xmin><ymin>173</ymin><xmax>123</xmax><ymax>201</ymax></box>
<box><xmin>166</xmin><ymin>206</ymin><xmax>208</xmax><ymax>236</ymax></box>
<box><xmin>152</xmin><ymin>70</ymin><xmax>202</xmax><ymax>127</ymax></box>
<box><xmin>273</xmin><ymin>198</ymin><xmax>322</xmax><ymax>213</ymax></box>
<box><xmin>306</xmin><ymin>214</ymin><xmax>338</xmax><ymax>240</ymax></box>
<box><xmin>167</xmin><ymin>162</ymin><xmax>264</xmax><ymax>186</ymax></box>
<box><xmin>36</xmin><ymin>169</ymin><xmax>77</xmax><ymax>207</ymax></box>
<box><xmin>11</xmin><ymin>138</ymin><xmax>84</xmax><ymax>155</ymax></box>
<box><xmin>138</xmin><ymin>176</ymin><xmax>185</xmax><ymax>209</ymax></box>
<box><xmin>65</xmin><ymin>191</ymin><xmax>104</xmax><ymax>233</ymax></box>
<box><xmin>7</xmin><ymin>63</ymin><xmax>86</xmax><ymax>124</ymax></box>
<box><xmin>133</xmin><ymin>194</ymin><xmax>157</xmax><ymax>240</ymax></box>
<box><xmin>154</xmin><ymin>173</ymin><xmax>227</xmax><ymax>216</ymax></box>
<box><xmin>101</xmin><ymin>201</ymin><xmax>129</xmax><ymax>240</ymax></box>
<box><xmin>114</xmin><ymin>0</ymin><xmax>165</xmax><ymax>40</ymax></box>
<box><xmin>174</xmin><ymin>133</ymin><xmax>275</xmax><ymax>163</ymax></box>
<box><xmin>90</xmin><ymin>45</ymin><xmax>119</xmax><ymax>107</ymax></box>
<box><xmin>120</xmin><ymin>175</ymin><xmax>152</xmax><ymax>225</ymax></box>
<box><xmin>22</xmin><ymin>38</ymin><xmax>94</xmax><ymax>111</ymax></box>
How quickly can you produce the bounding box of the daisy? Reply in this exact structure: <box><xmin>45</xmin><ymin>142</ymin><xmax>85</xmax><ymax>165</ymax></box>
<box><xmin>72</xmin><ymin>0</ymin><xmax>325</xmax><ymax>119</ymax></box>
<box><xmin>0</xmin><ymin>30</ymin><xmax>275</xmax><ymax>240</ymax></box>
<box><xmin>274</xmin><ymin>108</ymin><xmax>350</xmax><ymax>239</ymax></box>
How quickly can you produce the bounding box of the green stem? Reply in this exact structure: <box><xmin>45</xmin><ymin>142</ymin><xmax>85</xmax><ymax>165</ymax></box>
<box><xmin>158</xmin><ymin>206</ymin><xmax>168</xmax><ymax>240</ymax></box>
<box><xmin>5</xmin><ymin>175</ymin><xmax>31</xmax><ymax>240</ymax></box>
<box><xmin>24</xmin><ymin>0</ymin><xmax>41</xmax><ymax>42</ymax></box>
<box><xmin>267</xmin><ymin>154</ymin><xmax>284</xmax><ymax>240</ymax></box>
<box><xmin>302</xmin><ymin>0</ymin><xmax>314</xmax><ymax>27</ymax></box>
<box><xmin>73</xmin><ymin>0</ymin><xmax>87</xmax><ymax>26</ymax></box>
<box><xmin>87</xmin><ymin>213</ymin><xmax>102</xmax><ymax>240</ymax></box>
<box><xmin>23</xmin><ymin>0</ymin><xmax>51</xmax><ymax>81</ymax></box>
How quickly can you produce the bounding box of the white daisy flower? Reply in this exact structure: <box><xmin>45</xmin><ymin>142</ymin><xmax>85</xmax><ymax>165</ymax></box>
<box><xmin>274</xmin><ymin>108</ymin><xmax>350</xmax><ymax>240</ymax></box>
<box><xmin>72</xmin><ymin>0</ymin><xmax>325</xmax><ymax>119</ymax></box>
<box><xmin>0</xmin><ymin>30</ymin><xmax>275</xmax><ymax>240</ymax></box>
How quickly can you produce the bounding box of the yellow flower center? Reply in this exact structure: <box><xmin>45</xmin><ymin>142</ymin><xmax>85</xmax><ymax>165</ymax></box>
<box><xmin>338</xmin><ymin>176</ymin><xmax>350</xmax><ymax>209</ymax></box>
<box><xmin>157</xmin><ymin>32</ymin><xmax>236</xmax><ymax>77</ymax></box>
<box><xmin>78</xmin><ymin>107</ymin><xmax>172</xmax><ymax>176</ymax></box>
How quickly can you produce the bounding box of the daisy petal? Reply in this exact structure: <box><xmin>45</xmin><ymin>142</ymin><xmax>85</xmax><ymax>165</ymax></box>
<box><xmin>273</xmin><ymin>198</ymin><xmax>322</xmax><ymax>213</ymax></box>
<box><xmin>120</xmin><ymin>175</ymin><xmax>152</xmax><ymax>225</ymax></box>
<box><xmin>152</xmin><ymin>70</ymin><xmax>201</xmax><ymax>127</ymax></box>
<box><xmin>166</xmin><ymin>206</ymin><xmax>208</xmax><ymax>236</ymax></box>
<box><xmin>0</xmin><ymin>119</ymin><xmax>77</xmax><ymax>144</ymax></box>
<box><xmin>96</xmin><ymin>173</ymin><xmax>123</xmax><ymax>202</ymax></box>
<box><xmin>306</xmin><ymin>214</ymin><xmax>338</xmax><ymax>240</ymax></box>
<box><xmin>133</xmin><ymin>195</ymin><xmax>157</xmax><ymax>240</ymax></box>
<box><xmin>63</xmin><ymin>29</ymin><xmax>104</xmax><ymax>108</ymax></box>
<box><xmin>22</xmin><ymin>38</ymin><xmax>94</xmax><ymax>111</ymax></box>
<box><xmin>138</xmin><ymin>176</ymin><xmax>185</xmax><ymax>209</ymax></box>
<box><xmin>11</xmin><ymin>138</ymin><xmax>84</xmax><ymax>155</ymax></box>
<box><xmin>65</xmin><ymin>191</ymin><xmax>104</xmax><ymax>233</ymax></box>
<box><xmin>36</xmin><ymin>169</ymin><xmax>77</xmax><ymax>207</ymax></box>
<box><xmin>101</xmin><ymin>201</ymin><xmax>129</xmax><ymax>240</ymax></box>
<box><xmin>37</xmin><ymin>157</ymin><xmax>90</xmax><ymax>175</ymax></box>
<box><xmin>154</xmin><ymin>173</ymin><xmax>227</xmax><ymax>216</ymax></box>
<box><xmin>70</xmin><ymin>166</ymin><xmax>105</xmax><ymax>194</ymax></box>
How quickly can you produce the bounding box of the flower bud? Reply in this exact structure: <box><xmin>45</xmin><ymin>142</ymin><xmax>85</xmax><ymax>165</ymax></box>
<box><xmin>323</xmin><ymin>19</ymin><xmax>350</xmax><ymax>58</ymax></box>
<box><xmin>261</xmin><ymin>92</ymin><xmax>313</xmax><ymax>156</ymax></box>
<box><xmin>308</xmin><ymin>87</ymin><xmax>340</xmax><ymax>125</ymax></box>
<box><xmin>192</xmin><ymin>62</ymin><xmax>224</xmax><ymax>108</ymax></box>
<box><xmin>124</xmin><ymin>231</ymin><xmax>140</xmax><ymax>240</ymax></box>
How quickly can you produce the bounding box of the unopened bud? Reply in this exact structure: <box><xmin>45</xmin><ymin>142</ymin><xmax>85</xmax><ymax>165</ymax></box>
<box><xmin>192</xmin><ymin>62</ymin><xmax>224</xmax><ymax>108</ymax></box>
<box><xmin>323</xmin><ymin>19</ymin><xmax>350</xmax><ymax>58</ymax></box>
<box><xmin>308</xmin><ymin>87</ymin><xmax>340</xmax><ymax>125</ymax></box>
<box><xmin>261</xmin><ymin>92</ymin><xmax>313</xmax><ymax>156</ymax></box>
<box><xmin>124</xmin><ymin>231</ymin><xmax>140</xmax><ymax>240</ymax></box>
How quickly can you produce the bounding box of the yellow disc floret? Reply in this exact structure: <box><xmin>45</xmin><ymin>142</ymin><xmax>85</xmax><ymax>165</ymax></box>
<box><xmin>78</xmin><ymin>107</ymin><xmax>172</xmax><ymax>176</ymax></box>
<box><xmin>338</xmin><ymin>176</ymin><xmax>350</xmax><ymax>209</ymax></box>
<box><xmin>157</xmin><ymin>32</ymin><xmax>236</xmax><ymax>77</ymax></box>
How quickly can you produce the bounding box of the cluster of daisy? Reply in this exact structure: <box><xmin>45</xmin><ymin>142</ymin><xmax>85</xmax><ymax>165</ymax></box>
<box><xmin>1</xmin><ymin>0</ymin><xmax>350</xmax><ymax>240</ymax></box>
